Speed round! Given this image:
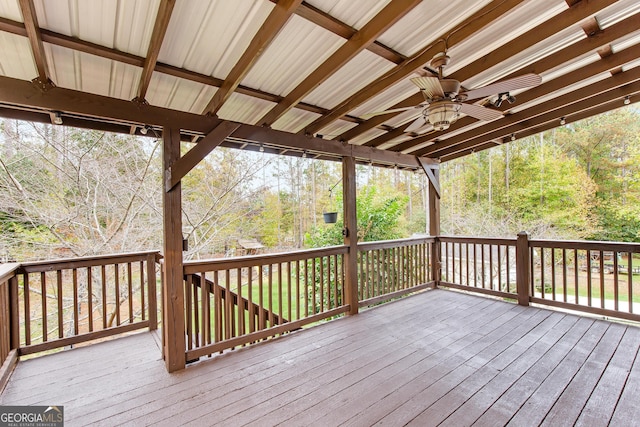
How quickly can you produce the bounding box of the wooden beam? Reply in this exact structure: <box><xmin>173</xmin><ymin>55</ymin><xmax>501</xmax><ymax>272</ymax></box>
<box><xmin>386</xmin><ymin>12</ymin><xmax>640</xmax><ymax>153</ymax></box>
<box><xmin>342</xmin><ymin>155</ymin><xmax>358</xmax><ymax>315</ymax></box>
<box><xmin>167</xmin><ymin>122</ymin><xmax>240</xmax><ymax>191</ymax></box>
<box><xmin>303</xmin><ymin>0</ymin><xmax>527</xmax><ymax>136</ymax></box>
<box><xmin>18</xmin><ymin>0</ymin><xmax>50</xmax><ymax>84</ymax></box>
<box><xmin>162</xmin><ymin>127</ymin><xmax>186</xmax><ymax>372</ymax></box>
<box><xmin>292</xmin><ymin>1</ymin><xmax>405</xmax><ymax>64</ymax></box>
<box><xmin>434</xmin><ymin>78</ymin><xmax>640</xmax><ymax>160</ymax></box>
<box><xmin>417</xmin><ymin>50</ymin><xmax>640</xmax><ymax>157</ymax></box>
<box><xmin>135</xmin><ymin>0</ymin><xmax>175</xmax><ymax>102</ymax></box>
<box><xmin>442</xmin><ymin>95</ymin><xmax>639</xmax><ymax>161</ymax></box>
<box><xmin>231</xmin><ymin>123</ymin><xmax>436</xmax><ymax>169</ymax></box>
<box><xmin>203</xmin><ymin>0</ymin><xmax>303</xmax><ymax>116</ymax></box>
<box><xmin>418</xmin><ymin>157</ymin><xmax>440</xmax><ymax>198</ymax></box>
<box><xmin>258</xmin><ymin>0</ymin><xmax>422</xmax><ymax>126</ymax></box>
<box><xmin>0</xmin><ymin>75</ymin><xmax>221</xmax><ymax>133</ymax></box>
<box><xmin>337</xmin><ymin>0</ymin><xmax>621</xmax><ymax>144</ymax></box>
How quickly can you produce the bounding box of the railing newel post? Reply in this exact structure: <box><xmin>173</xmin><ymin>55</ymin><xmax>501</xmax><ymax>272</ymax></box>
<box><xmin>516</xmin><ymin>231</ymin><xmax>531</xmax><ymax>306</ymax></box>
<box><xmin>431</xmin><ymin>237</ymin><xmax>441</xmax><ymax>286</ymax></box>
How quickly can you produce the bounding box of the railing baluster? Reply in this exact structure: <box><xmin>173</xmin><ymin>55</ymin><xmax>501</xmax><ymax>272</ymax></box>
<box><xmin>540</xmin><ymin>248</ymin><xmax>545</xmax><ymax>299</ymax></box>
<box><xmin>202</xmin><ymin>271</ymin><xmax>210</xmax><ymax>346</ymax></box>
<box><xmin>127</xmin><ymin>263</ymin><xmax>133</xmax><ymax>323</ymax></box>
<box><xmin>23</xmin><ymin>274</ymin><xmax>30</xmax><ymax>345</ymax></box>
<box><xmin>101</xmin><ymin>265</ymin><xmax>107</xmax><ymax>329</ymax></box>
<box><xmin>574</xmin><ymin>249</ymin><xmax>579</xmax><ymax>305</ymax></box>
<box><xmin>56</xmin><ymin>270</ymin><xmax>63</xmax><ymax>338</ymax></box>
<box><xmin>551</xmin><ymin>248</ymin><xmax>556</xmax><ymax>300</ymax></box>
<box><xmin>562</xmin><ymin>249</ymin><xmax>567</xmax><ymax>303</ymax></box>
<box><xmin>613</xmin><ymin>252</ymin><xmax>619</xmax><ymax>312</ymax></box>
<box><xmin>214</xmin><ymin>271</ymin><xmax>222</xmax><ymax>343</ymax></box>
<box><xmin>139</xmin><ymin>261</ymin><xmax>144</xmax><ymax>322</ymax></box>
<box><xmin>72</xmin><ymin>268</ymin><xmax>79</xmax><ymax>335</ymax></box>
<box><xmin>114</xmin><ymin>264</ymin><xmax>120</xmax><ymax>326</ymax></box>
<box><xmin>628</xmin><ymin>253</ymin><xmax>633</xmax><ymax>314</ymax></box>
<box><xmin>235</xmin><ymin>268</ymin><xmax>242</xmax><ymax>338</ymax></box>
<box><xmin>586</xmin><ymin>250</ymin><xmax>592</xmax><ymax>307</ymax></box>
<box><xmin>599</xmin><ymin>251</ymin><xmax>605</xmax><ymax>309</ymax></box>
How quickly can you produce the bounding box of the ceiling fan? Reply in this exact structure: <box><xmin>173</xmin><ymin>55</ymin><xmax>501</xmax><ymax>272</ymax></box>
<box><xmin>365</xmin><ymin>52</ymin><xmax>542</xmax><ymax>133</ymax></box>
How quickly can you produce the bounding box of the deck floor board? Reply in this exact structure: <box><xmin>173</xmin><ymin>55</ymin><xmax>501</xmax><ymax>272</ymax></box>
<box><xmin>1</xmin><ymin>288</ymin><xmax>639</xmax><ymax>427</ymax></box>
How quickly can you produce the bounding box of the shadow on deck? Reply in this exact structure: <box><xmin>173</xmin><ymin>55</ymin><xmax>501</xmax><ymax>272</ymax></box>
<box><xmin>1</xmin><ymin>288</ymin><xmax>639</xmax><ymax>426</ymax></box>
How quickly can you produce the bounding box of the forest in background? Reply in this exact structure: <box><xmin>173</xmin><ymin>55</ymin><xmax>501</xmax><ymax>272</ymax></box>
<box><xmin>0</xmin><ymin>106</ymin><xmax>638</xmax><ymax>262</ymax></box>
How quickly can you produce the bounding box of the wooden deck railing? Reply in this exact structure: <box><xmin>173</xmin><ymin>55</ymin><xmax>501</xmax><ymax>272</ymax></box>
<box><xmin>439</xmin><ymin>236</ymin><xmax>519</xmax><ymax>300</ymax></box>
<box><xmin>14</xmin><ymin>251</ymin><xmax>160</xmax><ymax>355</ymax></box>
<box><xmin>528</xmin><ymin>238</ymin><xmax>640</xmax><ymax>322</ymax></box>
<box><xmin>437</xmin><ymin>234</ymin><xmax>640</xmax><ymax>323</ymax></box>
<box><xmin>0</xmin><ymin>263</ymin><xmax>19</xmax><ymax>391</ymax></box>
<box><xmin>182</xmin><ymin>246</ymin><xmax>349</xmax><ymax>360</ymax></box>
<box><xmin>357</xmin><ymin>236</ymin><xmax>435</xmax><ymax>307</ymax></box>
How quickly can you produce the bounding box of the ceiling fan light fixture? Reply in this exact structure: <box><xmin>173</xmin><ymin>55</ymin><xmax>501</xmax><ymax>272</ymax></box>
<box><xmin>428</xmin><ymin>101</ymin><xmax>461</xmax><ymax>131</ymax></box>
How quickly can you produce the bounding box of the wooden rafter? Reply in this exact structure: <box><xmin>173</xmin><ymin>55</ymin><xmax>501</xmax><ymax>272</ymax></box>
<box><xmin>334</xmin><ymin>0</ymin><xmax>617</xmax><ymax>144</ymax></box>
<box><xmin>390</xmin><ymin>12</ymin><xmax>640</xmax><ymax>153</ymax></box>
<box><xmin>414</xmin><ymin>42</ymin><xmax>640</xmax><ymax>157</ymax></box>
<box><xmin>202</xmin><ymin>0</ymin><xmax>303</xmax><ymax>116</ymax></box>
<box><xmin>135</xmin><ymin>0</ymin><xmax>176</xmax><ymax>103</ymax></box>
<box><xmin>428</xmin><ymin>73</ymin><xmax>640</xmax><ymax>159</ymax></box>
<box><xmin>18</xmin><ymin>0</ymin><xmax>49</xmax><ymax>84</ymax></box>
<box><xmin>286</xmin><ymin>1</ymin><xmax>405</xmax><ymax>64</ymax></box>
<box><xmin>258</xmin><ymin>0</ymin><xmax>422</xmax><ymax>127</ymax></box>
<box><xmin>0</xmin><ymin>16</ymin><xmax>359</xmax><ymax>122</ymax></box>
<box><xmin>302</xmin><ymin>0</ymin><xmax>527</xmax><ymax>137</ymax></box>
<box><xmin>443</xmin><ymin>95</ymin><xmax>638</xmax><ymax>161</ymax></box>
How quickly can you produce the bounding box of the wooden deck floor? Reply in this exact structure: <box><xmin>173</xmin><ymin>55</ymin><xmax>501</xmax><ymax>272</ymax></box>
<box><xmin>2</xmin><ymin>289</ymin><xmax>640</xmax><ymax>426</ymax></box>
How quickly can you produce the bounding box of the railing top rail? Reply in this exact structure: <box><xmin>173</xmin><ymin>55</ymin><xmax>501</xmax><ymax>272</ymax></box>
<box><xmin>0</xmin><ymin>262</ymin><xmax>20</xmax><ymax>283</ymax></box>
<box><xmin>184</xmin><ymin>245</ymin><xmax>348</xmax><ymax>273</ymax></box>
<box><xmin>18</xmin><ymin>250</ymin><xmax>161</xmax><ymax>273</ymax></box>
<box><xmin>529</xmin><ymin>238</ymin><xmax>640</xmax><ymax>252</ymax></box>
<box><xmin>439</xmin><ymin>235</ymin><xmax>516</xmax><ymax>245</ymax></box>
<box><xmin>357</xmin><ymin>236</ymin><xmax>435</xmax><ymax>251</ymax></box>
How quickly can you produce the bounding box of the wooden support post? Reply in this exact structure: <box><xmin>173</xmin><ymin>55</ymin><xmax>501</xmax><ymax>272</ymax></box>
<box><xmin>9</xmin><ymin>275</ymin><xmax>19</xmax><ymax>350</ymax></box>
<box><xmin>162</xmin><ymin>127</ymin><xmax>186</xmax><ymax>372</ymax></box>
<box><xmin>342</xmin><ymin>156</ymin><xmax>358</xmax><ymax>315</ymax></box>
<box><xmin>428</xmin><ymin>166</ymin><xmax>441</xmax><ymax>285</ymax></box>
<box><xmin>516</xmin><ymin>231</ymin><xmax>530</xmax><ymax>306</ymax></box>
<box><xmin>146</xmin><ymin>253</ymin><xmax>158</xmax><ymax>330</ymax></box>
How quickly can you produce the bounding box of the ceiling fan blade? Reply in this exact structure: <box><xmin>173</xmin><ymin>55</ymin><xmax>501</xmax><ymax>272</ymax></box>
<box><xmin>463</xmin><ymin>73</ymin><xmax>542</xmax><ymax>101</ymax></box>
<box><xmin>405</xmin><ymin>116</ymin><xmax>428</xmax><ymax>133</ymax></box>
<box><xmin>459</xmin><ymin>103</ymin><xmax>503</xmax><ymax>121</ymax></box>
<box><xmin>413</xmin><ymin>123</ymin><xmax>434</xmax><ymax>135</ymax></box>
<box><xmin>361</xmin><ymin>105</ymin><xmax>420</xmax><ymax>119</ymax></box>
<box><xmin>410</xmin><ymin>76</ymin><xmax>445</xmax><ymax>99</ymax></box>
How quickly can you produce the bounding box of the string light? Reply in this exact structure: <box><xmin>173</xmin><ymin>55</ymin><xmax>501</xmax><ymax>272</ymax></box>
<box><xmin>511</xmin><ymin>134</ymin><xmax>516</xmax><ymax>141</ymax></box>
<box><xmin>560</xmin><ymin>117</ymin><xmax>566</xmax><ymax>125</ymax></box>
<box><xmin>624</xmin><ymin>96</ymin><xmax>631</xmax><ymax>105</ymax></box>
<box><xmin>259</xmin><ymin>144</ymin><xmax>264</xmax><ymax>152</ymax></box>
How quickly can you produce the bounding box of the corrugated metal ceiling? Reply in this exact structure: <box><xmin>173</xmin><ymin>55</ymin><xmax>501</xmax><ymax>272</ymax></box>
<box><xmin>0</xmin><ymin>0</ymin><xmax>637</xmax><ymax>163</ymax></box>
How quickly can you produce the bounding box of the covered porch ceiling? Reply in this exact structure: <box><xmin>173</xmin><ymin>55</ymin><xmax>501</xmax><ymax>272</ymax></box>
<box><xmin>0</xmin><ymin>0</ymin><xmax>639</xmax><ymax>168</ymax></box>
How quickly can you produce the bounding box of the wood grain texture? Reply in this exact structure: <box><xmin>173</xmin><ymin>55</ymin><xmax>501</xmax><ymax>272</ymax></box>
<box><xmin>2</xmin><ymin>289</ymin><xmax>639</xmax><ymax>426</ymax></box>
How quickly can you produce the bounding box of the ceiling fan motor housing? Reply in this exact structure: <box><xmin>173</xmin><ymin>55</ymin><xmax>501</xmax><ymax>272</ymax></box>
<box><xmin>428</xmin><ymin>100</ymin><xmax>461</xmax><ymax>131</ymax></box>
